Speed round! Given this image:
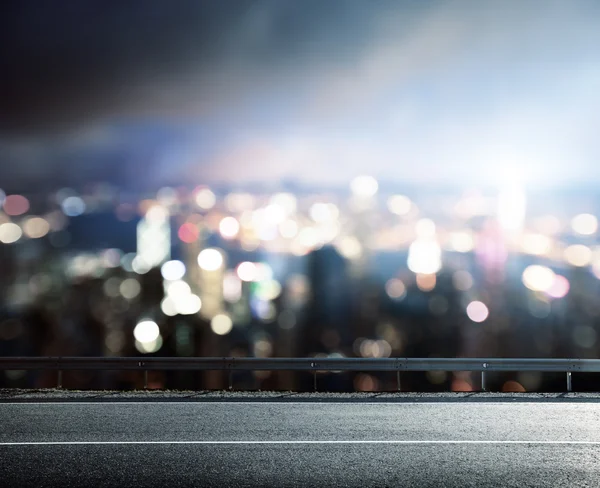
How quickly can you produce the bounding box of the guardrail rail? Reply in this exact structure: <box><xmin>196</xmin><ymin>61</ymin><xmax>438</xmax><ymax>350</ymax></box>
<box><xmin>1</xmin><ymin>357</ymin><xmax>597</xmax><ymax>391</ymax></box>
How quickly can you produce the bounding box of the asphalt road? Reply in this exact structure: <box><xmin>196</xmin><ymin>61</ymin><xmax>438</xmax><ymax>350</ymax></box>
<box><xmin>2</xmin><ymin>399</ymin><xmax>600</xmax><ymax>487</ymax></box>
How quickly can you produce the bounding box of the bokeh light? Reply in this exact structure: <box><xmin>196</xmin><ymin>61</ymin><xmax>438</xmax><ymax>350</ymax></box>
<box><xmin>3</xmin><ymin>195</ymin><xmax>29</xmax><ymax>216</ymax></box>
<box><xmin>466</xmin><ymin>301</ymin><xmax>489</xmax><ymax>322</ymax></box>
<box><xmin>571</xmin><ymin>213</ymin><xmax>598</xmax><ymax>236</ymax></box>
<box><xmin>160</xmin><ymin>260</ymin><xmax>186</xmax><ymax>281</ymax></box>
<box><xmin>197</xmin><ymin>248</ymin><xmax>224</xmax><ymax>271</ymax></box>
<box><xmin>0</xmin><ymin>223</ymin><xmax>23</xmax><ymax>244</ymax></box>
<box><xmin>350</xmin><ymin>175</ymin><xmax>378</xmax><ymax>197</ymax></box>
<box><xmin>211</xmin><ymin>314</ymin><xmax>233</xmax><ymax>335</ymax></box>
<box><xmin>61</xmin><ymin>196</ymin><xmax>86</xmax><ymax>217</ymax></box>
<box><xmin>564</xmin><ymin>245</ymin><xmax>592</xmax><ymax>267</ymax></box>
<box><xmin>133</xmin><ymin>320</ymin><xmax>160</xmax><ymax>343</ymax></box>
<box><xmin>219</xmin><ymin>216</ymin><xmax>240</xmax><ymax>239</ymax></box>
<box><xmin>23</xmin><ymin>217</ymin><xmax>50</xmax><ymax>239</ymax></box>
<box><xmin>522</xmin><ymin>265</ymin><xmax>555</xmax><ymax>292</ymax></box>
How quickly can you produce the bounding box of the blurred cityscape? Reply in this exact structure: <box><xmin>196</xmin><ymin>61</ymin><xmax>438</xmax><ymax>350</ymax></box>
<box><xmin>0</xmin><ymin>177</ymin><xmax>599</xmax><ymax>392</ymax></box>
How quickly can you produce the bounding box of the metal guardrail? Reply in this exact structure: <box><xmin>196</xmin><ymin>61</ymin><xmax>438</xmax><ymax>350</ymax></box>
<box><xmin>1</xmin><ymin>357</ymin><xmax>597</xmax><ymax>391</ymax></box>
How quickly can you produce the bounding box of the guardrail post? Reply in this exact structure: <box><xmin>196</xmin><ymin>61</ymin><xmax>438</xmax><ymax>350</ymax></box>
<box><xmin>481</xmin><ymin>371</ymin><xmax>486</xmax><ymax>392</ymax></box>
<box><xmin>228</xmin><ymin>371</ymin><xmax>233</xmax><ymax>390</ymax></box>
<box><xmin>57</xmin><ymin>370</ymin><xmax>63</xmax><ymax>389</ymax></box>
<box><xmin>566</xmin><ymin>372</ymin><xmax>572</xmax><ymax>392</ymax></box>
<box><xmin>396</xmin><ymin>370</ymin><xmax>401</xmax><ymax>392</ymax></box>
<box><xmin>143</xmin><ymin>370</ymin><xmax>148</xmax><ymax>389</ymax></box>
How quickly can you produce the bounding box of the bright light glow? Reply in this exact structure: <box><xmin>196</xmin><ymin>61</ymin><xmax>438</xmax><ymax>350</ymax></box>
<box><xmin>449</xmin><ymin>231</ymin><xmax>474</xmax><ymax>252</ymax></box>
<box><xmin>521</xmin><ymin>233</ymin><xmax>552</xmax><ymax>256</ymax></box>
<box><xmin>466</xmin><ymin>301</ymin><xmax>489</xmax><ymax>322</ymax></box>
<box><xmin>145</xmin><ymin>205</ymin><xmax>169</xmax><ymax>223</ymax></box>
<box><xmin>133</xmin><ymin>320</ymin><xmax>160</xmax><ymax>343</ymax></box>
<box><xmin>408</xmin><ymin>239</ymin><xmax>442</xmax><ymax>275</ymax></box>
<box><xmin>297</xmin><ymin>227</ymin><xmax>322</xmax><ymax>249</ymax></box>
<box><xmin>350</xmin><ymin>175</ymin><xmax>378</xmax><ymax>197</ymax></box>
<box><xmin>415</xmin><ymin>219</ymin><xmax>436</xmax><ymax>238</ymax></box>
<box><xmin>237</xmin><ymin>261</ymin><xmax>257</xmax><ymax>282</ymax></box>
<box><xmin>23</xmin><ymin>217</ymin><xmax>50</xmax><ymax>239</ymax></box>
<box><xmin>309</xmin><ymin>203</ymin><xmax>339</xmax><ymax>223</ymax></box>
<box><xmin>165</xmin><ymin>280</ymin><xmax>191</xmax><ymax>296</ymax></box>
<box><xmin>336</xmin><ymin>236</ymin><xmax>362</xmax><ymax>260</ymax></box>
<box><xmin>137</xmin><ymin>212</ymin><xmax>171</xmax><ymax>267</ymax></box>
<box><xmin>279</xmin><ymin>219</ymin><xmax>298</xmax><ymax>238</ymax></box>
<box><xmin>385</xmin><ymin>278</ymin><xmax>406</xmax><ymax>299</ymax></box>
<box><xmin>161</xmin><ymin>280</ymin><xmax>202</xmax><ymax>316</ymax></box>
<box><xmin>522</xmin><ymin>265</ymin><xmax>555</xmax><ymax>292</ymax></box>
<box><xmin>564</xmin><ymin>244</ymin><xmax>592</xmax><ymax>267</ymax></box>
<box><xmin>571</xmin><ymin>214</ymin><xmax>598</xmax><ymax>236</ymax></box>
<box><xmin>219</xmin><ymin>216</ymin><xmax>240</xmax><ymax>239</ymax></box>
<box><xmin>546</xmin><ymin>275</ymin><xmax>570</xmax><ymax>299</ymax></box>
<box><xmin>534</xmin><ymin>215</ymin><xmax>561</xmax><ymax>235</ymax></box>
<box><xmin>160</xmin><ymin>260</ymin><xmax>186</xmax><ymax>281</ymax></box>
<box><xmin>61</xmin><ymin>196</ymin><xmax>86</xmax><ymax>217</ymax></box>
<box><xmin>387</xmin><ymin>195</ymin><xmax>412</xmax><ymax>216</ymax></box>
<box><xmin>211</xmin><ymin>314</ymin><xmax>233</xmax><ymax>335</ymax></box>
<box><xmin>0</xmin><ymin>223</ymin><xmax>23</xmax><ymax>244</ymax></box>
<box><xmin>223</xmin><ymin>271</ymin><xmax>242</xmax><ymax>302</ymax></box>
<box><xmin>195</xmin><ymin>188</ymin><xmax>216</xmax><ymax>210</ymax></box>
<box><xmin>267</xmin><ymin>203</ymin><xmax>288</xmax><ymax>224</ymax></box>
<box><xmin>270</xmin><ymin>193</ymin><xmax>296</xmax><ymax>214</ymax></box>
<box><xmin>177</xmin><ymin>294</ymin><xmax>202</xmax><ymax>315</ymax></box>
<box><xmin>197</xmin><ymin>248</ymin><xmax>224</xmax><ymax>271</ymax></box>
<box><xmin>135</xmin><ymin>335</ymin><xmax>163</xmax><ymax>354</ymax></box>
<box><xmin>497</xmin><ymin>183</ymin><xmax>526</xmax><ymax>232</ymax></box>
<box><xmin>160</xmin><ymin>296</ymin><xmax>178</xmax><ymax>316</ymax></box>
<box><xmin>131</xmin><ymin>255</ymin><xmax>152</xmax><ymax>274</ymax></box>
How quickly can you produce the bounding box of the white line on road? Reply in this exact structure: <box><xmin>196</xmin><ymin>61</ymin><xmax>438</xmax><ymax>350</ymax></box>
<box><xmin>0</xmin><ymin>401</ymin><xmax>589</xmax><ymax>406</ymax></box>
<box><xmin>1</xmin><ymin>440</ymin><xmax>600</xmax><ymax>446</ymax></box>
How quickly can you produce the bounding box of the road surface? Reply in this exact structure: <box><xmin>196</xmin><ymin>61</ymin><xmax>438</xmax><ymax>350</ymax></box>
<box><xmin>1</xmin><ymin>395</ymin><xmax>600</xmax><ymax>487</ymax></box>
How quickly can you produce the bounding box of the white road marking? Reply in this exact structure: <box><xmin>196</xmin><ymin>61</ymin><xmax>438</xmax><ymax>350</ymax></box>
<box><xmin>1</xmin><ymin>440</ymin><xmax>600</xmax><ymax>446</ymax></box>
<box><xmin>0</xmin><ymin>401</ymin><xmax>590</xmax><ymax>406</ymax></box>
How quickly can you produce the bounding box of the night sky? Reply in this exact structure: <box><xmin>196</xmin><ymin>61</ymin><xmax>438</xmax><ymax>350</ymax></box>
<box><xmin>2</xmin><ymin>1</ymin><xmax>600</xmax><ymax>191</ymax></box>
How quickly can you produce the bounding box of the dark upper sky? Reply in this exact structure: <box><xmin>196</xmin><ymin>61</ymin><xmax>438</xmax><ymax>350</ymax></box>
<box><xmin>1</xmin><ymin>1</ymin><xmax>600</xmax><ymax>191</ymax></box>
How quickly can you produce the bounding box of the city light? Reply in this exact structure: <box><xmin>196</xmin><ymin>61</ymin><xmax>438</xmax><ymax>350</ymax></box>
<box><xmin>195</xmin><ymin>187</ymin><xmax>216</xmax><ymax>210</ymax></box>
<box><xmin>61</xmin><ymin>196</ymin><xmax>86</xmax><ymax>217</ymax></box>
<box><xmin>466</xmin><ymin>301</ymin><xmax>489</xmax><ymax>323</ymax></box>
<box><xmin>119</xmin><ymin>278</ymin><xmax>141</xmax><ymax>299</ymax></box>
<box><xmin>387</xmin><ymin>195</ymin><xmax>412</xmax><ymax>216</ymax></box>
<box><xmin>385</xmin><ymin>278</ymin><xmax>406</xmax><ymax>300</ymax></box>
<box><xmin>522</xmin><ymin>265</ymin><xmax>555</xmax><ymax>292</ymax></box>
<box><xmin>408</xmin><ymin>239</ymin><xmax>442</xmax><ymax>275</ymax></box>
<box><xmin>0</xmin><ymin>223</ymin><xmax>23</xmax><ymax>244</ymax></box>
<box><xmin>4</xmin><ymin>195</ymin><xmax>30</xmax><ymax>216</ymax></box>
<box><xmin>237</xmin><ymin>261</ymin><xmax>257</xmax><ymax>282</ymax></box>
<box><xmin>197</xmin><ymin>248</ymin><xmax>224</xmax><ymax>271</ymax></box>
<box><xmin>160</xmin><ymin>260</ymin><xmax>186</xmax><ymax>281</ymax></box>
<box><xmin>571</xmin><ymin>213</ymin><xmax>598</xmax><ymax>236</ymax></box>
<box><xmin>23</xmin><ymin>217</ymin><xmax>50</xmax><ymax>239</ymax></box>
<box><xmin>350</xmin><ymin>175</ymin><xmax>378</xmax><ymax>197</ymax></box>
<box><xmin>133</xmin><ymin>320</ymin><xmax>160</xmax><ymax>343</ymax></box>
<box><xmin>546</xmin><ymin>275</ymin><xmax>570</xmax><ymax>299</ymax></box>
<box><xmin>211</xmin><ymin>314</ymin><xmax>233</xmax><ymax>335</ymax></box>
<box><xmin>219</xmin><ymin>216</ymin><xmax>240</xmax><ymax>239</ymax></box>
<box><xmin>564</xmin><ymin>245</ymin><xmax>592</xmax><ymax>267</ymax></box>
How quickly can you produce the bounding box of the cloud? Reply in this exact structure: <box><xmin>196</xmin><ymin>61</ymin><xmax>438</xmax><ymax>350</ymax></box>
<box><xmin>2</xmin><ymin>1</ymin><xmax>600</xmax><ymax>187</ymax></box>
